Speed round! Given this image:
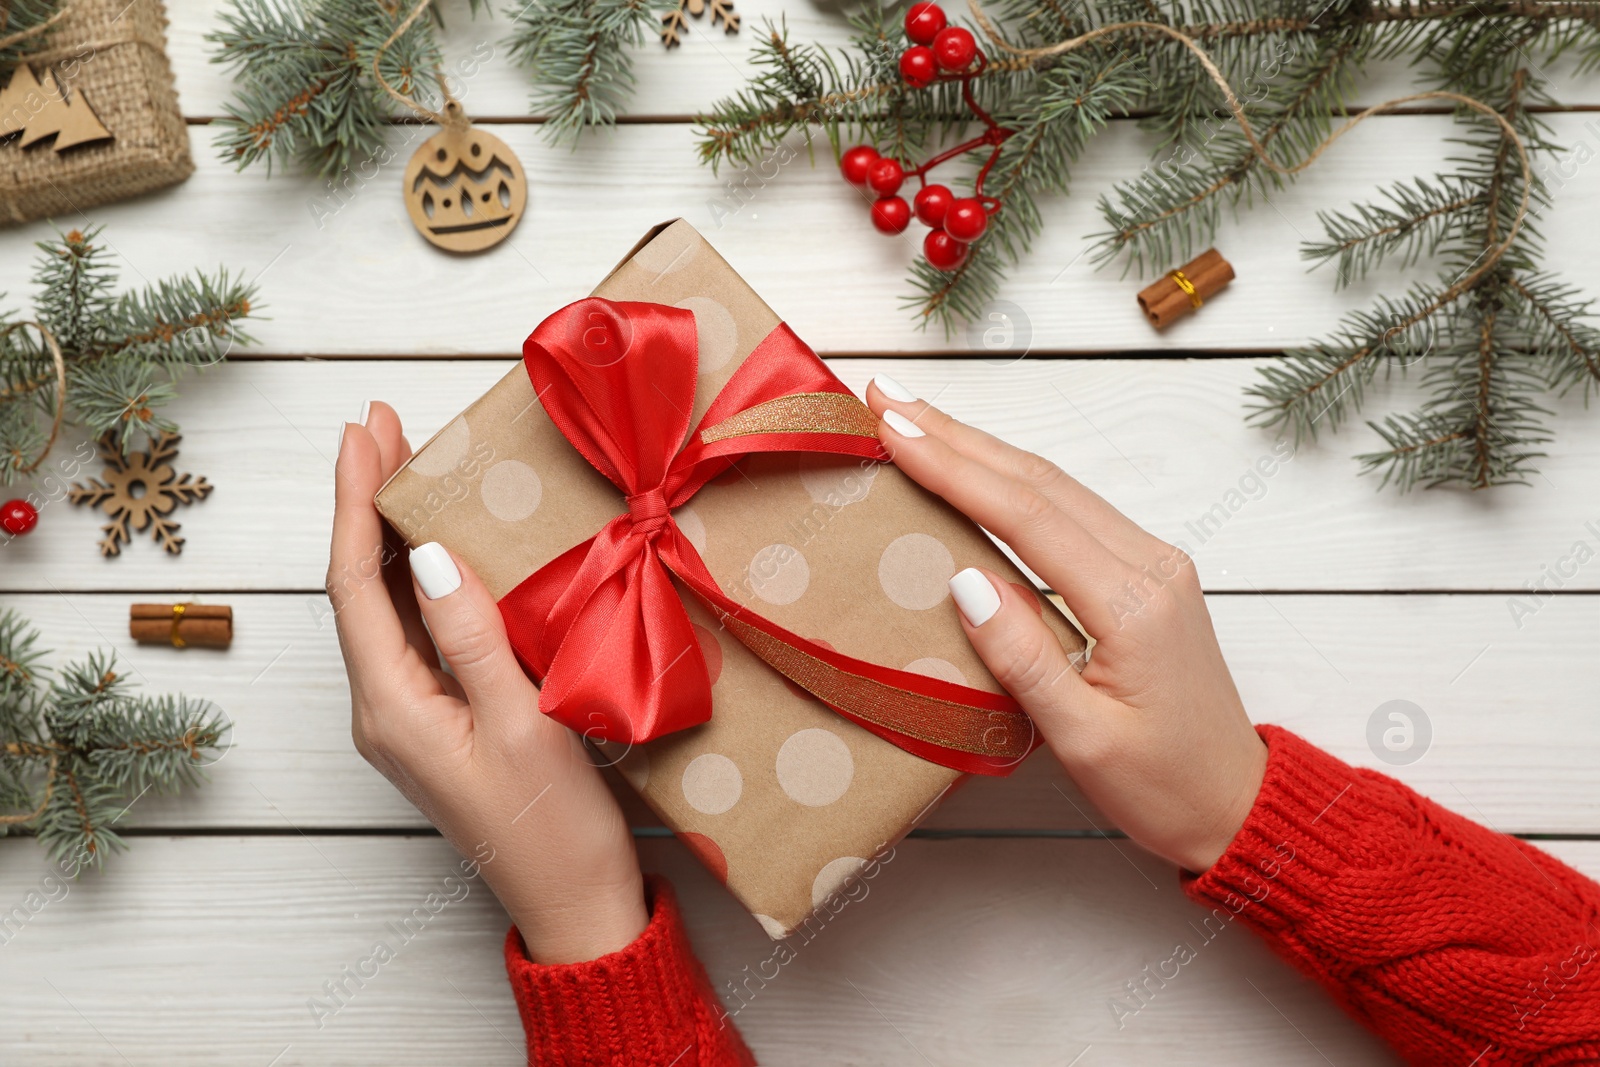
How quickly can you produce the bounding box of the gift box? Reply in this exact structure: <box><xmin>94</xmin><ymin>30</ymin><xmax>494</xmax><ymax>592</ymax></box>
<box><xmin>375</xmin><ymin>220</ymin><xmax>1086</xmax><ymax>938</ymax></box>
<box><xmin>1</xmin><ymin>0</ymin><xmax>193</xmax><ymax>225</ymax></box>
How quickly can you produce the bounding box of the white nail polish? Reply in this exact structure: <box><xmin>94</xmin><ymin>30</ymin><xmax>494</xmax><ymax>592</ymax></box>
<box><xmin>882</xmin><ymin>409</ymin><xmax>925</xmax><ymax>439</ymax></box>
<box><xmin>336</xmin><ymin>421</ymin><xmax>346</xmax><ymax>454</ymax></box>
<box><xmin>410</xmin><ymin>542</ymin><xmax>462</xmax><ymax>600</ymax></box>
<box><xmin>949</xmin><ymin>568</ymin><xmax>1001</xmax><ymax>627</ymax></box>
<box><xmin>359</xmin><ymin>400</ymin><xmax>371</xmax><ymax>425</ymax></box>
<box><xmin>872</xmin><ymin>374</ymin><xmax>918</xmax><ymax>403</ymax></box>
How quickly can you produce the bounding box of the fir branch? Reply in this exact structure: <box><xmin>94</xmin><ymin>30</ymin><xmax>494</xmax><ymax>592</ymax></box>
<box><xmin>1303</xmin><ymin>175</ymin><xmax>1485</xmax><ymax>285</ymax></box>
<box><xmin>0</xmin><ymin>227</ymin><xmax>257</xmax><ymax>479</ymax></box>
<box><xmin>698</xmin><ymin>0</ymin><xmax>1600</xmax><ymax>488</ymax></box>
<box><xmin>209</xmin><ymin>0</ymin><xmax>444</xmax><ymax>177</ymax></box>
<box><xmin>1505</xmin><ymin>273</ymin><xmax>1600</xmax><ymax>396</ymax></box>
<box><xmin>907</xmin><ymin>48</ymin><xmax>1148</xmax><ymax>330</ymax></box>
<box><xmin>0</xmin><ymin>0</ymin><xmax>60</xmax><ymax>67</ymax></box>
<box><xmin>505</xmin><ymin>0</ymin><xmax>668</xmax><ymax>142</ymax></box>
<box><xmin>0</xmin><ymin>611</ymin><xmax>225</xmax><ymax>867</ymax></box>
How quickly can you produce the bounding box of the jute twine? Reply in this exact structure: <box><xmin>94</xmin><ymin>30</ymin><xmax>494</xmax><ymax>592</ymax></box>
<box><xmin>0</xmin><ymin>748</ymin><xmax>58</xmax><ymax>825</ymax></box>
<box><xmin>0</xmin><ymin>4</ymin><xmax>73</xmax><ymax>53</ymax></box>
<box><xmin>0</xmin><ymin>320</ymin><xmax>67</xmax><ymax>475</ymax></box>
<box><xmin>965</xmin><ymin>0</ymin><xmax>1532</xmax><ymax>302</ymax></box>
<box><xmin>1</xmin><ymin>0</ymin><xmax>192</xmax><ymax>225</ymax></box>
<box><xmin>372</xmin><ymin>0</ymin><xmax>472</xmax><ymax>132</ymax></box>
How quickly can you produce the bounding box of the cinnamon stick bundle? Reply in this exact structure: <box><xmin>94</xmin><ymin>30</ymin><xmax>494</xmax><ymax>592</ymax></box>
<box><xmin>130</xmin><ymin>603</ymin><xmax>232</xmax><ymax>649</ymax></box>
<box><xmin>1138</xmin><ymin>248</ymin><xmax>1235</xmax><ymax>329</ymax></box>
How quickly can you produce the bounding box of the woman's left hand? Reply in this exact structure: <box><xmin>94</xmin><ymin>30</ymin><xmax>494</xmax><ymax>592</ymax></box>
<box><xmin>329</xmin><ymin>402</ymin><xmax>648</xmax><ymax>963</ymax></box>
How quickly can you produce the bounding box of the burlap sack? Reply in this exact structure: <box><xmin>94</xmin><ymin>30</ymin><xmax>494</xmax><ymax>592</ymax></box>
<box><xmin>1</xmin><ymin>0</ymin><xmax>192</xmax><ymax>224</ymax></box>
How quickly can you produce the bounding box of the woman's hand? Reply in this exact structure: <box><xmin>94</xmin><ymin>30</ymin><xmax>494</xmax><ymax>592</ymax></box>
<box><xmin>866</xmin><ymin>377</ymin><xmax>1268</xmax><ymax>873</ymax></box>
<box><xmin>329</xmin><ymin>402</ymin><xmax>647</xmax><ymax>963</ymax></box>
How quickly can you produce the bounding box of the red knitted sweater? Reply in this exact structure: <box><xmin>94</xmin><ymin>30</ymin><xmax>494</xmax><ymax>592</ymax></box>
<box><xmin>504</xmin><ymin>726</ymin><xmax>1600</xmax><ymax>1065</ymax></box>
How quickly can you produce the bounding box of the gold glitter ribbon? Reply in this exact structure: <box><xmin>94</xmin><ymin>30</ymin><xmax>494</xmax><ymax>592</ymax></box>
<box><xmin>720</xmin><ymin>612</ymin><xmax>1034</xmax><ymax>763</ymax></box>
<box><xmin>699</xmin><ymin>392</ymin><xmax>881</xmax><ymax>445</ymax></box>
<box><xmin>1168</xmin><ymin>269</ymin><xmax>1203</xmax><ymax>310</ymax></box>
<box><xmin>169</xmin><ymin>603</ymin><xmax>187</xmax><ymax>649</ymax></box>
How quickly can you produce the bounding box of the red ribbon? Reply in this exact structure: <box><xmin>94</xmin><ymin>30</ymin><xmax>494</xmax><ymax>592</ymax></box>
<box><xmin>498</xmin><ymin>298</ymin><xmax>1036</xmax><ymax>776</ymax></box>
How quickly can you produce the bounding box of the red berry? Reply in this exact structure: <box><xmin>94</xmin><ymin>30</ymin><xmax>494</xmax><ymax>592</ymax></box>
<box><xmin>866</xmin><ymin>157</ymin><xmax>905</xmax><ymax>196</ymax></box>
<box><xmin>932</xmin><ymin>26</ymin><xmax>978</xmax><ymax>71</ymax></box>
<box><xmin>1</xmin><ymin>499</ymin><xmax>37</xmax><ymax>536</ymax></box>
<box><xmin>944</xmin><ymin>197</ymin><xmax>989</xmax><ymax>242</ymax></box>
<box><xmin>840</xmin><ymin>145</ymin><xmax>880</xmax><ymax>186</ymax></box>
<box><xmin>923</xmin><ymin>229</ymin><xmax>969</xmax><ymax>271</ymax></box>
<box><xmin>899</xmin><ymin>45</ymin><xmax>937</xmax><ymax>88</ymax></box>
<box><xmin>905</xmin><ymin>2</ymin><xmax>947</xmax><ymax>45</ymax></box>
<box><xmin>871</xmin><ymin>196</ymin><xmax>912</xmax><ymax>234</ymax></box>
<box><xmin>913</xmin><ymin>184</ymin><xmax>954</xmax><ymax>227</ymax></box>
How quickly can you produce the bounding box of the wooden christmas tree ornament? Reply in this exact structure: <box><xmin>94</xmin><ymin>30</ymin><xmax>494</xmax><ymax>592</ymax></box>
<box><xmin>0</xmin><ymin>0</ymin><xmax>192</xmax><ymax>225</ymax></box>
<box><xmin>401</xmin><ymin>111</ymin><xmax>527</xmax><ymax>253</ymax></box>
<box><xmin>68</xmin><ymin>432</ymin><xmax>212</xmax><ymax>556</ymax></box>
<box><xmin>377</xmin><ymin>1</ymin><xmax>526</xmax><ymax>254</ymax></box>
<box><xmin>0</xmin><ymin>64</ymin><xmax>113</xmax><ymax>152</ymax></box>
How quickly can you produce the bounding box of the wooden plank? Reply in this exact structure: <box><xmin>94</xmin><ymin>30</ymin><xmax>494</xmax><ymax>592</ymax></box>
<box><xmin>3</xmin><ymin>359</ymin><xmax>1597</xmax><ymax>594</ymax></box>
<box><xmin>162</xmin><ymin>0</ymin><xmax>1600</xmax><ymax>119</ymax></box>
<box><xmin>4</xmin><ymin>592</ymin><xmax>1596</xmax><ymax>834</ymax></box>
<box><xmin>3</xmin><ymin>118</ymin><xmax>1599</xmax><ymax>354</ymax></box>
<box><xmin>32</xmin><ymin>832</ymin><xmax>1595</xmax><ymax>1064</ymax></box>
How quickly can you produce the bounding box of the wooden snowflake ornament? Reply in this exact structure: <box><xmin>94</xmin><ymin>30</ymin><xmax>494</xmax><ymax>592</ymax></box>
<box><xmin>661</xmin><ymin>0</ymin><xmax>738</xmax><ymax>48</ymax></box>
<box><xmin>68</xmin><ymin>433</ymin><xmax>212</xmax><ymax>556</ymax></box>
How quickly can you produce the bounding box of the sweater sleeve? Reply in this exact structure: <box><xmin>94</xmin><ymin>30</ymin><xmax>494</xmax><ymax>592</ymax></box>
<box><xmin>504</xmin><ymin>874</ymin><xmax>756</xmax><ymax>1067</ymax></box>
<box><xmin>1184</xmin><ymin>724</ymin><xmax>1600</xmax><ymax>1065</ymax></box>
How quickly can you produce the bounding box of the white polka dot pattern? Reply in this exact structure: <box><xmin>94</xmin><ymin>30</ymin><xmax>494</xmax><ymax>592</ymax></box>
<box><xmin>675</xmin><ymin>297</ymin><xmax>739</xmax><ymax>375</ymax></box>
<box><xmin>811</xmin><ymin>856</ymin><xmax>868</xmax><ymax>908</ymax></box>
<box><xmin>904</xmin><ymin>657</ymin><xmax>967</xmax><ymax>686</ymax></box>
<box><xmin>408</xmin><ymin>416</ymin><xmax>471</xmax><ymax>476</ymax></box>
<box><xmin>681</xmin><ymin>753</ymin><xmax>742</xmax><ymax>815</ymax></box>
<box><xmin>775</xmin><ymin>728</ymin><xmax>855</xmax><ymax>807</ymax></box>
<box><xmin>747</xmin><ymin>544</ymin><xmax>809</xmax><ymax>605</ymax></box>
<box><xmin>752</xmin><ymin>913</ymin><xmax>789</xmax><ymax>939</ymax></box>
<box><xmin>630</xmin><ymin>225</ymin><xmax>699</xmax><ymax>274</ymax></box>
<box><xmin>673</xmin><ymin>504</ymin><xmax>708</xmax><ymax>556</ymax></box>
<box><xmin>480</xmin><ymin>460</ymin><xmax>543</xmax><ymax>522</ymax></box>
<box><xmin>799</xmin><ymin>460</ymin><xmax>878</xmax><ymax>507</ymax></box>
<box><xmin>878</xmin><ymin>533</ymin><xmax>956</xmax><ymax>610</ymax></box>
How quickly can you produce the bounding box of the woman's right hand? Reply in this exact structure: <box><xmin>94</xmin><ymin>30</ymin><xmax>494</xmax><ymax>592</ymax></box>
<box><xmin>866</xmin><ymin>376</ymin><xmax>1269</xmax><ymax>874</ymax></box>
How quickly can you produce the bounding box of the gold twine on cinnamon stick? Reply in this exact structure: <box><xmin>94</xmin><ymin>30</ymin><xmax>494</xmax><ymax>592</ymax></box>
<box><xmin>963</xmin><ymin>0</ymin><xmax>1533</xmax><ymax>318</ymax></box>
<box><xmin>1138</xmin><ymin>248</ymin><xmax>1235</xmax><ymax>329</ymax></box>
<box><xmin>130</xmin><ymin>603</ymin><xmax>232</xmax><ymax>649</ymax></box>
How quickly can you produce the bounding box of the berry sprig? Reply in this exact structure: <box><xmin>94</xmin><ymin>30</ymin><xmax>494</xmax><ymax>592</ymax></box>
<box><xmin>838</xmin><ymin>2</ymin><xmax>1015</xmax><ymax>272</ymax></box>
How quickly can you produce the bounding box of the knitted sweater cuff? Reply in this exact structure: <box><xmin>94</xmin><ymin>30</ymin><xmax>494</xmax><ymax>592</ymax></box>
<box><xmin>504</xmin><ymin>874</ymin><xmax>755</xmax><ymax>1067</ymax></box>
<box><xmin>1181</xmin><ymin>724</ymin><xmax>1600</xmax><ymax>1064</ymax></box>
<box><xmin>1181</xmin><ymin>724</ymin><xmax>1410</xmax><ymax>952</ymax></box>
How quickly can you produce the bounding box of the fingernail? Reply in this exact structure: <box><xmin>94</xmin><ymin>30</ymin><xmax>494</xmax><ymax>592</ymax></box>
<box><xmin>882</xmin><ymin>409</ymin><xmax>925</xmax><ymax>439</ymax></box>
<box><xmin>336</xmin><ymin>422</ymin><xmax>347</xmax><ymax>454</ymax></box>
<box><xmin>872</xmin><ymin>374</ymin><xmax>918</xmax><ymax>402</ymax></box>
<box><xmin>359</xmin><ymin>400</ymin><xmax>371</xmax><ymax>425</ymax></box>
<box><xmin>411</xmin><ymin>542</ymin><xmax>462</xmax><ymax>600</ymax></box>
<box><xmin>949</xmin><ymin>568</ymin><xmax>1001</xmax><ymax>627</ymax></box>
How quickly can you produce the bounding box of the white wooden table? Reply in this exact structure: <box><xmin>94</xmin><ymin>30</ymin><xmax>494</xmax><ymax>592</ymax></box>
<box><xmin>3</xmin><ymin>2</ymin><xmax>1599</xmax><ymax>1062</ymax></box>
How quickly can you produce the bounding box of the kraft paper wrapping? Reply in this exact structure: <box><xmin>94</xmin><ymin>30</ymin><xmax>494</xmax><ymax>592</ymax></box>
<box><xmin>375</xmin><ymin>220</ymin><xmax>1086</xmax><ymax>938</ymax></box>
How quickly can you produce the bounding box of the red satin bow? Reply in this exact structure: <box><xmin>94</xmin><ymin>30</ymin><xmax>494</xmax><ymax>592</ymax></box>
<box><xmin>499</xmin><ymin>298</ymin><xmax>1036</xmax><ymax>776</ymax></box>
